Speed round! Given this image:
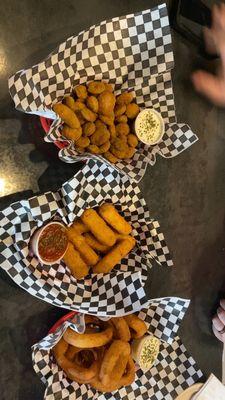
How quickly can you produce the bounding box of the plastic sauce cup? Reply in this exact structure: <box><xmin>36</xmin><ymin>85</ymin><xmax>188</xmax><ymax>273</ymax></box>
<box><xmin>31</xmin><ymin>221</ymin><xmax>68</xmax><ymax>265</ymax></box>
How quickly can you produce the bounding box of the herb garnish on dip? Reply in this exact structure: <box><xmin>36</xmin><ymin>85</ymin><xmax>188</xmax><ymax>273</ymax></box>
<box><xmin>131</xmin><ymin>334</ymin><xmax>160</xmax><ymax>372</ymax></box>
<box><xmin>135</xmin><ymin>108</ymin><xmax>164</xmax><ymax>145</ymax></box>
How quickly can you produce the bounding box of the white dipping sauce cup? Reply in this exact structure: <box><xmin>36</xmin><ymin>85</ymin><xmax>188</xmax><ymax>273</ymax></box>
<box><xmin>135</xmin><ymin>108</ymin><xmax>165</xmax><ymax>145</ymax></box>
<box><xmin>30</xmin><ymin>221</ymin><xmax>68</xmax><ymax>265</ymax></box>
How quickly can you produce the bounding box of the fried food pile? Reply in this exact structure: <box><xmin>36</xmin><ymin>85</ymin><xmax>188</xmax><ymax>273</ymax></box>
<box><xmin>53</xmin><ymin>314</ymin><xmax>147</xmax><ymax>393</ymax></box>
<box><xmin>63</xmin><ymin>203</ymin><xmax>135</xmax><ymax>280</ymax></box>
<box><xmin>53</xmin><ymin>81</ymin><xmax>140</xmax><ymax>163</ymax></box>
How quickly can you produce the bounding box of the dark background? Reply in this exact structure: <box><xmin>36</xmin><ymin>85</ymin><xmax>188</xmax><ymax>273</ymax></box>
<box><xmin>0</xmin><ymin>1</ymin><xmax>225</xmax><ymax>399</ymax></box>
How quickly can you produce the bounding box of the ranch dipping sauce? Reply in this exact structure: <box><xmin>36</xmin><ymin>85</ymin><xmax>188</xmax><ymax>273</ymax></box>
<box><xmin>131</xmin><ymin>334</ymin><xmax>160</xmax><ymax>372</ymax></box>
<box><xmin>135</xmin><ymin>108</ymin><xmax>164</xmax><ymax>145</ymax></box>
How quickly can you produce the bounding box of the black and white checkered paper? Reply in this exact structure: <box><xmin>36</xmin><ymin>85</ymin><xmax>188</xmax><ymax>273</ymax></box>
<box><xmin>32</xmin><ymin>297</ymin><xmax>203</xmax><ymax>400</ymax></box>
<box><xmin>8</xmin><ymin>3</ymin><xmax>198</xmax><ymax>183</ymax></box>
<box><xmin>0</xmin><ymin>159</ymin><xmax>172</xmax><ymax>316</ymax></box>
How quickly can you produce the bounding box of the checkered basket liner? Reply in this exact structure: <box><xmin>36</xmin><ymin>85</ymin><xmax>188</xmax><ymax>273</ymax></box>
<box><xmin>32</xmin><ymin>297</ymin><xmax>203</xmax><ymax>400</ymax></box>
<box><xmin>0</xmin><ymin>159</ymin><xmax>173</xmax><ymax>316</ymax></box>
<box><xmin>8</xmin><ymin>3</ymin><xmax>198</xmax><ymax>183</ymax></box>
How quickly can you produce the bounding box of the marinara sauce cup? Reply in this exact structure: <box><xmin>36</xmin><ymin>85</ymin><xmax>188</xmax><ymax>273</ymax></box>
<box><xmin>31</xmin><ymin>221</ymin><xmax>68</xmax><ymax>265</ymax></box>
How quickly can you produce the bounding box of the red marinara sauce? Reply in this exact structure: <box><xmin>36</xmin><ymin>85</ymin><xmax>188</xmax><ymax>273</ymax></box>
<box><xmin>38</xmin><ymin>223</ymin><xmax>68</xmax><ymax>262</ymax></box>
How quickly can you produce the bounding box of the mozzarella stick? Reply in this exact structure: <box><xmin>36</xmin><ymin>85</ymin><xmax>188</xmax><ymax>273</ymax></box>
<box><xmin>67</xmin><ymin>226</ymin><xmax>99</xmax><ymax>265</ymax></box>
<box><xmin>81</xmin><ymin>209</ymin><xmax>116</xmax><ymax>246</ymax></box>
<box><xmin>92</xmin><ymin>236</ymin><xmax>136</xmax><ymax>274</ymax></box>
<box><xmin>71</xmin><ymin>218</ymin><xmax>89</xmax><ymax>234</ymax></box>
<box><xmin>84</xmin><ymin>232</ymin><xmax>111</xmax><ymax>253</ymax></box>
<box><xmin>99</xmin><ymin>203</ymin><xmax>132</xmax><ymax>235</ymax></box>
<box><xmin>63</xmin><ymin>242</ymin><xmax>89</xmax><ymax>280</ymax></box>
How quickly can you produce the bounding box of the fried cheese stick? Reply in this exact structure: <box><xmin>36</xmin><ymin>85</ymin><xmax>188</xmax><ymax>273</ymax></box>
<box><xmin>92</xmin><ymin>236</ymin><xmax>135</xmax><ymax>274</ymax></box>
<box><xmin>99</xmin><ymin>203</ymin><xmax>132</xmax><ymax>235</ymax></box>
<box><xmin>63</xmin><ymin>242</ymin><xmax>89</xmax><ymax>279</ymax></box>
<box><xmin>81</xmin><ymin>209</ymin><xmax>116</xmax><ymax>246</ymax></box>
<box><xmin>67</xmin><ymin>227</ymin><xmax>99</xmax><ymax>266</ymax></box>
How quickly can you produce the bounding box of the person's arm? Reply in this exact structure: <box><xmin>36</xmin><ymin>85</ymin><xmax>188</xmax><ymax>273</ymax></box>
<box><xmin>192</xmin><ymin>3</ymin><xmax>225</xmax><ymax>106</ymax></box>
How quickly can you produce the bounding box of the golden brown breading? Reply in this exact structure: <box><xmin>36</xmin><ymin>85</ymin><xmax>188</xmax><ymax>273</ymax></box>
<box><xmin>123</xmin><ymin>146</ymin><xmax>135</xmax><ymax>159</ymax></box>
<box><xmin>76</xmin><ymin>136</ymin><xmax>90</xmax><ymax>148</ymax></box>
<box><xmin>99</xmin><ymin>114</ymin><xmax>114</xmax><ymax>126</ymax></box>
<box><xmin>81</xmin><ymin>209</ymin><xmax>116</xmax><ymax>246</ymax></box>
<box><xmin>63</xmin><ymin>242</ymin><xmax>89</xmax><ymax>280</ymax></box>
<box><xmin>76</xmin><ymin>111</ymin><xmax>86</xmax><ymax>125</ymax></box>
<box><xmin>87</xmin><ymin>144</ymin><xmax>101</xmax><ymax>154</ymax></box>
<box><xmin>95</xmin><ymin>119</ymin><xmax>106</xmax><ymax>129</ymax></box>
<box><xmin>116</xmin><ymin>92</ymin><xmax>133</xmax><ymax>105</ymax></box>
<box><xmin>67</xmin><ymin>227</ymin><xmax>99</xmax><ymax>265</ymax></box>
<box><xmin>98</xmin><ymin>91</ymin><xmax>116</xmax><ymax>116</ymax></box>
<box><xmin>64</xmin><ymin>96</ymin><xmax>76</xmax><ymax>111</ymax></box>
<box><xmin>103</xmin><ymin>151</ymin><xmax>119</xmax><ymax>164</ymax></box>
<box><xmin>115</xmin><ymin>123</ymin><xmax>130</xmax><ymax>136</ymax></box>
<box><xmin>74</xmin><ymin>85</ymin><xmax>88</xmax><ymax>100</ymax></box>
<box><xmin>116</xmin><ymin>115</ymin><xmax>128</xmax><ymax>123</ymax></box>
<box><xmin>53</xmin><ymin>103</ymin><xmax>80</xmax><ymax>129</ymax></box>
<box><xmin>99</xmin><ymin>203</ymin><xmax>132</xmax><ymax>235</ymax></box>
<box><xmin>103</xmin><ymin>82</ymin><xmax>114</xmax><ymax>92</ymax></box>
<box><xmin>99</xmin><ymin>141</ymin><xmax>110</xmax><ymax>153</ymax></box>
<box><xmin>91</xmin><ymin>127</ymin><xmax>110</xmax><ymax>146</ymax></box>
<box><xmin>114</xmin><ymin>104</ymin><xmax>126</xmax><ymax>117</ymax></box>
<box><xmin>109</xmin><ymin>124</ymin><xmax>117</xmax><ymax>140</ymax></box>
<box><xmin>81</xmin><ymin>107</ymin><xmax>97</xmax><ymax>122</ymax></box>
<box><xmin>71</xmin><ymin>219</ymin><xmax>89</xmax><ymax>234</ymax></box>
<box><xmin>86</xmin><ymin>96</ymin><xmax>99</xmax><ymax>113</ymax></box>
<box><xmin>73</xmin><ymin>101</ymin><xmax>85</xmax><ymax>111</ymax></box>
<box><xmin>126</xmin><ymin>103</ymin><xmax>140</xmax><ymax>119</ymax></box>
<box><xmin>84</xmin><ymin>232</ymin><xmax>111</xmax><ymax>253</ymax></box>
<box><xmin>92</xmin><ymin>236</ymin><xmax>136</xmax><ymax>273</ymax></box>
<box><xmin>83</xmin><ymin>122</ymin><xmax>96</xmax><ymax>137</ymax></box>
<box><xmin>62</xmin><ymin>125</ymin><xmax>82</xmax><ymax>141</ymax></box>
<box><xmin>88</xmin><ymin>81</ymin><xmax>105</xmax><ymax>95</ymax></box>
<box><xmin>127</xmin><ymin>134</ymin><xmax>138</xmax><ymax>147</ymax></box>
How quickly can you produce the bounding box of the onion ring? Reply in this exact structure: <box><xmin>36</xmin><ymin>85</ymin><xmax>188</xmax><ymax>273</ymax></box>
<box><xmin>110</xmin><ymin>317</ymin><xmax>131</xmax><ymax>342</ymax></box>
<box><xmin>90</xmin><ymin>376</ymin><xmax>121</xmax><ymax>393</ymax></box>
<box><xmin>53</xmin><ymin>337</ymin><xmax>99</xmax><ymax>383</ymax></box>
<box><xmin>74</xmin><ymin>348</ymin><xmax>97</xmax><ymax>368</ymax></box>
<box><xmin>63</xmin><ymin>321</ymin><xmax>113</xmax><ymax>348</ymax></box>
<box><xmin>99</xmin><ymin>340</ymin><xmax>130</xmax><ymax>386</ymax></box>
<box><xmin>65</xmin><ymin>345</ymin><xmax>81</xmax><ymax>361</ymax></box>
<box><xmin>120</xmin><ymin>356</ymin><xmax>135</xmax><ymax>386</ymax></box>
<box><xmin>91</xmin><ymin>356</ymin><xmax>135</xmax><ymax>392</ymax></box>
<box><xmin>124</xmin><ymin>315</ymin><xmax>147</xmax><ymax>339</ymax></box>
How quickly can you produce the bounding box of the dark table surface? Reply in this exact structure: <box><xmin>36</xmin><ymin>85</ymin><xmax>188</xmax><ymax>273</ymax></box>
<box><xmin>1</xmin><ymin>0</ymin><xmax>225</xmax><ymax>399</ymax></box>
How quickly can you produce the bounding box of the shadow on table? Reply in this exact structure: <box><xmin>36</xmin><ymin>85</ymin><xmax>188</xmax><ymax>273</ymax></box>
<box><xmin>191</xmin><ymin>229</ymin><xmax>225</xmax><ymax>339</ymax></box>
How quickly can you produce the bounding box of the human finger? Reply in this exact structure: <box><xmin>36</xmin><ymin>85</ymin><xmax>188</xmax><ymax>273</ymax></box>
<box><xmin>212</xmin><ymin>314</ymin><xmax>225</xmax><ymax>332</ymax></box>
<box><xmin>203</xmin><ymin>27</ymin><xmax>217</xmax><ymax>54</ymax></box>
<box><xmin>192</xmin><ymin>70</ymin><xmax>225</xmax><ymax>106</ymax></box>
<box><xmin>214</xmin><ymin>3</ymin><xmax>225</xmax><ymax>30</ymax></box>
<box><xmin>220</xmin><ymin>298</ymin><xmax>225</xmax><ymax>310</ymax></box>
<box><xmin>211</xmin><ymin>4</ymin><xmax>225</xmax><ymax>52</ymax></box>
<box><xmin>212</xmin><ymin>323</ymin><xmax>225</xmax><ymax>343</ymax></box>
<box><xmin>217</xmin><ymin>306</ymin><xmax>225</xmax><ymax>325</ymax></box>
<box><xmin>212</xmin><ymin>4</ymin><xmax>223</xmax><ymax>30</ymax></box>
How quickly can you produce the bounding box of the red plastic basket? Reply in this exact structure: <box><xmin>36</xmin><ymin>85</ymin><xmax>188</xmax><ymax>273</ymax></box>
<box><xmin>40</xmin><ymin>116</ymin><xmax>68</xmax><ymax>149</ymax></box>
<box><xmin>48</xmin><ymin>311</ymin><xmax>77</xmax><ymax>334</ymax></box>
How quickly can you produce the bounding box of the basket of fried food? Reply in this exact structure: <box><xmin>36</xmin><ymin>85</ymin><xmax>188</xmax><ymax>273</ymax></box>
<box><xmin>53</xmin><ymin>313</ymin><xmax>148</xmax><ymax>393</ymax></box>
<box><xmin>53</xmin><ymin>81</ymin><xmax>140</xmax><ymax>164</ymax></box>
<box><xmin>63</xmin><ymin>203</ymin><xmax>136</xmax><ymax>279</ymax></box>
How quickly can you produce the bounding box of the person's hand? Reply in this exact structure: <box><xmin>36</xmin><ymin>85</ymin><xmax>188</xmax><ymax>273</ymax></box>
<box><xmin>212</xmin><ymin>299</ymin><xmax>225</xmax><ymax>342</ymax></box>
<box><xmin>192</xmin><ymin>3</ymin><xmax>225</xmax><ymax>106</ymax></box>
